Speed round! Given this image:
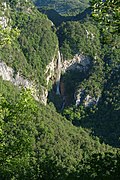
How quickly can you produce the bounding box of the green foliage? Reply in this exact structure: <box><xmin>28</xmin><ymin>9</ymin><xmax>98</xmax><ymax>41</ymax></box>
<box><xmin>66</xmin><ymin>66</ymin><xmax>120</xmax><ymax>147</ymax></box>
<box><xmin>67</xmin><ymin>151</ymin><xmax>120</xmax><ymax>179</ymax></box>
<box><xmin>0</xmin><ymin>0</ymin><xmax>120</xmax><ymax>179</ymax></box>
<box><xmin>16</xmin><ymin>11</ymin><xmax>58</xmax><ymax>86</ymax></box>
<box><xmin>0</xmin><ymin>26</ymin><xmax>20</xmax><ymax>47</ymax></box>
<box><xmin>90</xmin><ymin>0</ymin><xmax>120</xmax><ymax>33</ymax></box>
<box><xmin>0</xmin><ymin>78</ymin><xmax>19</xmax><ymax>102</ymax></box>
<box><xmin>34</xmin><ymin>0</ymin><xmax>90</xmax><ymax>16</ymax></box>
<box><xmin>0</xmin><ymin>88</ymin><xmax>114</xmax><ymax>179</ymax></box>
<box><xmin>0</xmin><ymin>0</ymin><xmax>58</xmax><ymax>88</ymax></box>
<box><xmin>0</xmin><ymin>1</ymin><xmax>20</xmax><ymax>47</ymax></box>
<box><xmin>57</xmin><ymin>2</ymin><xmax>120</xmax><ymax>149</ymax></box>
<box><xmin>0</xmin><ymin>90</ymin><xmax>37</xmax><ymax>179</ymax></box>
<box><xmin>58</xmin><ymin>21</ymin><xmax>101</xmax><ymax>59</ymax></box>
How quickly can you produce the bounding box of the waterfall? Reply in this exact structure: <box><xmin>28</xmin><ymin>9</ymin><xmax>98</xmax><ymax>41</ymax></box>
<box><xmin>56</xmin><ymin>50</ymin><xmax>62</xmax><ymax>95</ymax></box>
<box><xmin>61</xmin><ymin>97</ymin><xmax>65</xmax><ymax>110</ymax></box>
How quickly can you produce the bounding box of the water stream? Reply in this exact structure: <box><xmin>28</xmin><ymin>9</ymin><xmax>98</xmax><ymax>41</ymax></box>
<box><xmin>56</xmin><ymin>50</ymin><xmax>62</xmax><ymax>95</ymax></box>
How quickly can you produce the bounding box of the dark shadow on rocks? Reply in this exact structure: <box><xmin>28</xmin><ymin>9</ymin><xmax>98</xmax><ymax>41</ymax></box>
<box><xmin>48</xmin><ymin>55</ymin><xmax>92</xmax><ymax>112</ymax></box>
<box><xmin>47</xmin><ymin>83</ymin><xmax>64</xmax><ymax>112</ymax></box>
<box><xmin>48</xmin><ymin>68</ymin><xmax>90</xmax><ymax>112</ymax></box>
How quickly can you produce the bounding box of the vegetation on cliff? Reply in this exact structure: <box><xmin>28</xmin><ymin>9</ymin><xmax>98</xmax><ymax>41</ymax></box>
<box><xmin>0</xmin><ymin>0</ymin><xmax>58</xmax><ymax>88</ymax></box>
<box><xmin>34</xmin><ymin>0</ymin><xmax>90</xmax><ymax>16</ymax></box>
<box><xmin>0</xmin><ymin>84</ymin><xmax>117</xmax><ymax>179</ymax></box>
<box><xmin>0</xmin><ymin>0</ymin><xmax>120</xmax><ymax>179</ymax></box>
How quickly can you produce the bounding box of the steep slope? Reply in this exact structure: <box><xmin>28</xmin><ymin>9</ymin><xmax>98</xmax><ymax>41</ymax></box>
<box><xmin>0</xmin><ymin>0</ymin><xmax>120</xmax><ymax>179</ymax></box>
<box><xmin>34</xmin><ymin>0</ymin><xmax>90</xmax><ymax>16</ymax></box>
<box><xmin>57</xmin><ymin>16</ymin><xmax>120</xmax><ymax>147</ymax></box>
<box><xmin>0</xmin><ymin>84</ymin><xmax>115</xmax><ymax>179</ymax></box>
<box><xmin>0</xmin><ymin>0</ymin><xmax>58</xmax><ymax>103</ymax></box>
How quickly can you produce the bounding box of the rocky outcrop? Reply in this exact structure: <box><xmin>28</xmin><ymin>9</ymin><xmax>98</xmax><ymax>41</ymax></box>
<box><xmin>84</xmin><ymin>94</ymin><xmax>100</xmax><ymax>107</ymax></box>
<box><xmin>62</xmin><ymin>54</ymin><xmax>91</xmax><ymax>73</ymax></box>
<box><xmin>75</xmin><ymin>89</ymin><xmax>85</xmax><ymax>106</ymax></box>
<box><xmin>60</xmin><ymin>54</ymin><xmax>102</xmax><ymax>108</ymax></box>
<box><xmin>53</xmin><ymin>53</ymin><xmax>93</xmax><ymax>108</ymax></box>
<box><xmin>75</xmin><ymin>89</ymin><xmax>100</xmax><ymax>107</ymax></box>
<box><xmin>45</xmin><ymin>57</ymin><xmax>56</xmax><ymax>86</ymax></box>
<box><xmin>0</xmin><ymin>16</ymin><xmax>8</xmax><ymax>29</ymax></box>
<box><xmin>40</xmin><ymin>86</ymin><xmax>48</xmax><ymax>105</ymax></box>
<box><xmin>0</xmin><ymin>61</ymin><xmax>46</xmax><ymax>102</ymax></box>
<box><xmin>45</xmin><ymin>50</ymin><xmax>62</xmax><ymax>95</ymax></box>
<box><xmin>0</xmin><ymin>48</ymin><xmax>62</xmax><ymax>105</ymax></box>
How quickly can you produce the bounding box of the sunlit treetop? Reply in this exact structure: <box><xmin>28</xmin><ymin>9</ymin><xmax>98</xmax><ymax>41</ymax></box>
<box><xmin>90</xmin><ymin>0</ymin><xmax>120</xmax><ymax>33</ymax></box>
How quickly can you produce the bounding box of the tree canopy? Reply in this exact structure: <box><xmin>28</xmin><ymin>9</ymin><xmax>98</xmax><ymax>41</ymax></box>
<box><xmin>90</xmin><ymin>0</ymin><xmax>120</xmax><ymax>33</ymax></box>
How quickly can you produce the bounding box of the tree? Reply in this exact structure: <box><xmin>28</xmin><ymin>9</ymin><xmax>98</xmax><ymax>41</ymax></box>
<box><xmin>0</xmin><ymin>90</ymin><xmax>37</xmax><ymax>179</ymax></box>
<box><xmin>90</xmin><ymin>0</ymin><xmax>120</xmax><ymax>33</ymax></box>
<box><xmin>0</xmin><ymin>1</ymin><xmax>20</xmax><ymax>47</ymax></box>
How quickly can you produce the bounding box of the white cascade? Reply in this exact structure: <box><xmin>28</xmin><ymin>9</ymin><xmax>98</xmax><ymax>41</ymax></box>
<box><xmin>56</xmin><ymin>50</ymin><xmax>62</xmax><ymax>95</ymax></box>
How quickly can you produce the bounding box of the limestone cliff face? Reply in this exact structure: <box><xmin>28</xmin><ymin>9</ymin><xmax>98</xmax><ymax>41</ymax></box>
<box><xmin>62</xmin><ymin>54</ymin><xmax>91</xmax><ymax>73</ymax></box>
<box><xmin>0</xmin><ymin>51</ymin><xmax>100</xmax><ymax>107</ymax></box>
<box><xmin>0</xmin><ymin>61</ymin><xmax>49</xmax><ymax>103</ymax></box>
<box><xmin>61</xmin><ymin>54</ymin><xmax>101</xmax><ymax>107</ymax></box>
<box><xmin>75</xmin><ymin>89</ymin><xmax>100</xmax><ymax>107</ymax></box>
<box><xmin>45</xmin><ymin>57</ymin><xmax>56</xmax><ymax>86</ymax></box>
<box><xmin>84</xmin><ymin>94</ymin><xmax>100</xmax><ymax>107</ymax></box>
<box><xmin>40</xmin><ymin>86</ymin><xmax>48</xmax><ymax>105</ymax></box>
<box><xmin>45</xmin><ymin>50</ymin><xmax>62</xmax><ymax>95</ymax></box>
<box><xmin>0</xmin><ymin>50</ymin><xmax>60</xmax><ymax>105</ymax></box>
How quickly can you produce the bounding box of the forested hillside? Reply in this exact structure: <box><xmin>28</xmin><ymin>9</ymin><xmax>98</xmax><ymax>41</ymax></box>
<box><xmin>34</xmin><ymin>0</ymin><xmax>90</xmax><ymax>16</ymax></box>
<box><xmin>58</xmin><ymin>0</ymin><xmax>120</xmax><ymax>147</ymax></box>
<box><xmin>0</xmin><ymin>0</ymin><xmax>58</xmax><ymax>88</ymax></box>
<box><xmin>0</xmin><ymin>0</ymin><xmax>120</xmax><ymax>179</ymax></box>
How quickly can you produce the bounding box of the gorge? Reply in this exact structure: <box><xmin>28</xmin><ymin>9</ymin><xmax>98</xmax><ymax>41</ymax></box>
<box><xmin>0</xmin><ymin>1</ymin><xmax>120</xmax><ymax>179</ymax></box>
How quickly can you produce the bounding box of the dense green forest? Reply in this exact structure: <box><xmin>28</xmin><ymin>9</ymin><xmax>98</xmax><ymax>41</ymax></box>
<box><xmin>0</xmin><ymin>0</ymin><xmax>120</xmax><ymax>179</ymax></box>
<box><xmin>34</xmin><ymin>0</ymin><xmax>90</xmax><ymax>16</ymax></box>
<box><xmin>0</xmin><ymin>0</ymin><xmax>58</xmax><ymax>89</ymax></box>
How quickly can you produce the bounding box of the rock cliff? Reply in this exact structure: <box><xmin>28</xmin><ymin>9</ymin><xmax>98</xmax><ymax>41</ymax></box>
<box><xmin>75</xmin><ymin>89</ymin><xmax>100</xmax><ymax>107</ymax></box>
<box><xmin>0</xmin><ymin>49</ymin><xmax>61</xmax><ymax>105</ymax></box>
<box><xmin>0</xmin><ymin>61</ymin><xmax>46</xmax><ymax>103</ymax></box>
<box><xmin>62</xmin><ymin>53</ymin><xmax>91</xmax><ymax>72</ymax></box>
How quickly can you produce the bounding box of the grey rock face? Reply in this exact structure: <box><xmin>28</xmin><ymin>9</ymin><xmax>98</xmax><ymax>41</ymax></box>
<box><xmin>45</xmin><ymin>50</ymin><xmax>62</xmax><ymax>95</ymax></box>
<box><xmin>0</xmin><ymin>61</ymin><xmax>48</xmax><ymax>103</ymax></box>
<box><xmin>62</xmin><ymin>54</ymin><xmax>91</xmax><ymax>73</ymax></box>
<box><xmin>0</xmin><ymin>61</ymin><xmax>33</xmax><ymax>88</ymax></box>
<box><xmin>75</xmin><ymin>89</ymin><xmax>100</xmax><ymax>107</ymax></box>
<box><xmin>45</xmin><ymin>57</ymin><xmax>56</xmax><ymax>86</ymax></box>
<box><xmin>84</xmin><ymin>94</ymin><xmax>100</xmax><ymax>107</ymax></box>
<box><xmin>61</xmin><ymin>54</ymin><xmax>101</xmax><ymax>107</ymax></box>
